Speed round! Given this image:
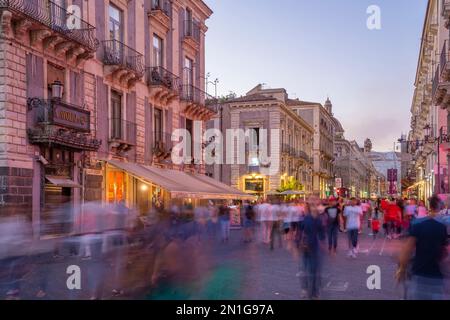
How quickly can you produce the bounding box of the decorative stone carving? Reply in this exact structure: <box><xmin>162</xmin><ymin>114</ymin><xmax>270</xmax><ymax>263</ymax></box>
<box><xmin>54</xmin><ymin>40</ymin><xmax>74</xmax><ymax>56</ymax></box>
<box><xmin>14</xmin><ymin>18</ymin><xmax>32</xmax><ymax>40</ymax></box>
<box><xmin>30</xmin><ymin>29</ymin><xmax>52</xmax><ymax>46</ymax></box>
<box><xmin>0</xmin><ymin>10</ymin><xmax>13</xmax><ymax>39</ymax></box>
<box><xmin>66</xmin><ymin>46</ymin><xmax>85</xmax><ymax>62</ymax></box>
<box><xmin>43</xmin><ymin>35</ymin><xmax>59</xmax><ymax>50</ymax></box>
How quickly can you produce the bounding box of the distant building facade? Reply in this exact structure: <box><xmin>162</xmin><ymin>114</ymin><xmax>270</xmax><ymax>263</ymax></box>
<box><xmin>0</xmin><ymin>0</ymin><xmax>241</xmax><ymax>239</ymax></box>
<box><xmin>367</xmin><ymin>151</ymin><xmax>402</xmax><ymax>197</ymax></box>
<box><xmin>288</xmin><ymin>98</ymin><xmax>335</xmax><ymax>198</ymax></box>
<box><xmin>206</xmin><ymin>84</ymin><xmax>314</xmax><ymax>198</ymax></box>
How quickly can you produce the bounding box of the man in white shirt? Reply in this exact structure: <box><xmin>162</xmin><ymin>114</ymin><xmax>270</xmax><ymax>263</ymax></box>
<box><xmin>270</xmin><ymin>202</ymin><xmax>282</xmax><ymax>250</ymax></box>
<box><xmin>258</xmin><ymin>202</ymin><xmax>271</xmax><ymax>243</ymax></box>
<box><xmin>344</xmin><ymin>198</ymin><xmax>363</xmax><ymax>258</ymax></box>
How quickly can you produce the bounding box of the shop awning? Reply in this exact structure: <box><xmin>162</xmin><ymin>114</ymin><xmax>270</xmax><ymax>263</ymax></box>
<box><xmin>192</xmin><ymin>173</ymin><xmax>256</xmax><ymax>200</ymax></box>
<box><xmin>45</xmin><ymin>176</ymin><xmax>82</xmax><ymax>188</ymax></box>
<box><xmin>144</xmin><ymin>165</ymin><xmax>255</xmax><ymax>200</ymax></box>
<box><xmin>107</xmin><ymin>160</ymin><xmax>254</xmax><ymax>200</ymax></box>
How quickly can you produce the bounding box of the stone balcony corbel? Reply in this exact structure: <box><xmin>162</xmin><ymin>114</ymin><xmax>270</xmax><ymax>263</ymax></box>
<box><xmin>54</xmin><ymin>40</ymin><xmax>74</xmax><ymax>56</ymax></box>
<box><xmin>443</xmin><ymin>0</ymin><xmax>450</xmax><ymax>28</ymax></box>
<box><xmin>30</xmin><ymin>29</ymin><xmax>53</xmax><ymax>46</ymax></box>
<box><xmin>0</xmin><ymin>10</ymin><xmax>12</xmax><ymax>39</ymax></box>
<box><xmin>66</xmin><ymin>46</ymin><xmax>85</xmax><ymax>63</ymax></box>
<box><xmin>13</xmin><ymin>18</ymin><xmax>32</xmax><ymax>40</ymax></box>
<box><xmin>43</xmin><ymin>35</ymin><xmax>59</xmax><ymax>50</ymax></box>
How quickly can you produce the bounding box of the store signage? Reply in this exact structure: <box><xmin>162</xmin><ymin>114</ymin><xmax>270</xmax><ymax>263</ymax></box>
<box><xmin>387</xmin><ymin>169</ymin><xmax>397</xmax><ymax>182</ymax></box>
<box><xmin>53</xmin><ymin>102</ymin><xmax>90</xmax><ymax>132</ymax></box>
<box><xmin>85</xmin><ymin>169</ymin><xmax>102</xmax><ymax>176</ymax></box>
<box><xmin>335</xmin><ymin>177</ymin><xmax>342</xmax><ymax>188</ymax></box>
<box><xmin>388</xmin><ymin>181</ymin><xmax>397</xmax><ymax>195</ymax></box>
<box><xmin>245</xmin><ymin>178</ymin><xmax>264</xmax><ymax>192</ymax></box>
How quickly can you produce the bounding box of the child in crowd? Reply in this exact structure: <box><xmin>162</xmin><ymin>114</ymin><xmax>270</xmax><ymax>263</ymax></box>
<box><xmin>371</xmin><ymin>207</ymin><xmax>380</xmax><ymax>239</ymax></box>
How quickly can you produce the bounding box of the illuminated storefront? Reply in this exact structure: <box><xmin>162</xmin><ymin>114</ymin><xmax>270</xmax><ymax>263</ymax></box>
<box><xmin>241</xmin><ymin>174</ymin><xmax>268</xmax><ymax>199</ymax></box>
<box><xmin>106</xmin><ymin>160</ymin><xmax>252</xmax><ymax>215</ymax></box>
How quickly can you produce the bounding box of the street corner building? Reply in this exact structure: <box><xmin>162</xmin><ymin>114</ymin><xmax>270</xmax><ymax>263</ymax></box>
<box><xmin>206</xmin><ymin>84</ymin><xmax>317</xmax><ymax>199</ymax></box>
<box><xmin>0</xmin><ymin>0</ymin><xmax>248</xmax><ymax>238</ymax></box>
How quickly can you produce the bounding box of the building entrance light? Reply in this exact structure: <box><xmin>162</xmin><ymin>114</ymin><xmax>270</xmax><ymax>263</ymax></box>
<box><xmin>51</xmin><ymin>80</ymin><xmax>64</xmax><ymax>100</ymax></box>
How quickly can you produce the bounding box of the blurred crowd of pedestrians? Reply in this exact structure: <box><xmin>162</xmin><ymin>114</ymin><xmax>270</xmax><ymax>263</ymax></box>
<box><xmin>0</xmin><ymin>193</ymin><xmax>448</xmax><ymax>300</ymax></box>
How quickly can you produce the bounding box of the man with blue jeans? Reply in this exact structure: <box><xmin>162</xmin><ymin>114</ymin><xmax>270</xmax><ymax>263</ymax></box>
<box><xmin>325</xmin><ymin>198</ymin><xmax>341</xmax><ymax>255</ymax></box>
<box><xmin>301</xmin><ymin>197</ymin><xmax>325</xmax><ymax>299</ymax></box>
<box><xmin>344</xmin><ymin>198</ymin><xmax>363</xmax><ymax>258</ymax></box>
<box><xmin>397</xmin><ymin>195</ymin><xmax>448</xmax><ymax>300</ymax></box>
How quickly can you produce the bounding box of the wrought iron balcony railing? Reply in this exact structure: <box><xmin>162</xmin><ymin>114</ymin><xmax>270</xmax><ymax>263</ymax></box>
<box><xmin>281</xmin><ymin>143</ymin><xmax>290</xmax><ymax>154</ymax></box>
<box><xmin>441</xmin><ymin>40</ymin><xmax>447</xmax><ymax>76</ymax></box>
<box><xmin>179</xmin><ymin>85</ymin><xmax>218</xmax><ymax>112</ymax></box>
<box><xmin>0</xmin><ymin>0</ymin><xmax>98</xmax><ymax>51</ymax></box>
<box><xmin>147</xmin><ymin>66</ymin><xmax>180</xmax><ymax>91</ymax></box>
<box><xmin>26</xmin><ymin>98</ymin><xmax>101</xmax><ymax>150</ymax></box>
<box><xmin>103</xmin><ymin>40</ymin><xmax>145</xmax><ymax>76</ymax></box>
<box><xmin>297</xmin><ymin>150</ymin><xmax>310</xmax><ymax>161</ymax></box>
<box><xmin>439</xmin><ymin>126</ymin><xmax>448</xmax><ymax>143</ymax></box>
<box><xmin>183</xmin><ymin>19</ymin><xmax>200</xmax><ymax>43</ymax></box>
<box><xmin>110</xmin><ymin>118</ymin><xmax>137</xmax><ymax>145</ymax></box>
<box><xmin>152</xmin><ymin>131</ymin><xmax>173</xmax><ymax>156</ymax></box>
<box><xmin>150</xmin><ymin>0</ymin><xmax>170</xmax><ymax>16</ymax></box>
<box><xmin>432</xmin><ymin>64</ymin><xmax>440</xmax><ymax>100</ymax></box>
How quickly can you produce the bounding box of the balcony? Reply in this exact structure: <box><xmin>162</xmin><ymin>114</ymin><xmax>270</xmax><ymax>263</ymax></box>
<box><xmin>182</xmin><ymin>19</ymin><xmax>201</xmax><ymax>51</ymax></box>
<box><xmin>433</xmin><ymin>41</ymin><xmax>450</xmax><ymax>109</ymax></box>
<box><xmin>432</xmin><ymin>63</ymin><xmax>448</xmax><ymax>107</ymax></box>
<box><xmin>152</xmin><ymin>131</ymin><xmax>172</xmax><ymax>162</ymax></box>
<box><xmin>109</xmin><ymin>118</ymin><xmax>137</xmax><ymax>153</ymax></box>
<box><xmin>282</xmin><ymin>144</ymin><xmax>301</xmax><ymax>157</ymax></box>
<box><xmin>281</xmin><ymin>143</ymin><xmax>289</xmax><ymax>155</ymax></box>
<box><xmin>297</xmin><ymin>150</ymin><xmax>310</xmax><ymax>162</ymax></box>
<box><xmin>443</xmin><ymin>0</ymin><xmax>450</xmax><ymax>28</ymax></box>
<box><xmin>180</xmin><ymin>85</ymin><xmax>217</xmax><ymax>120</ymax></box>
<box><xmin>102</xmin><ymin>40</ymin><xmax>144</xmax><ymax>87</ymax></box>
<box><xmin>146</xmin><ymin>66</ymin><xmax>180</xmax><ymax>104</ymax></box>
<box><xmin>26</xmin><ymin>98</ymin><xmax>100</xmax><ymax>151</ymax></box>
<box><xmin>440</xmin><ymin>40</ymin><xmax>450</xmax><ymax>81</ymax></box>
<box><xmin>0</xmin><ymin>0</ymin><xmax>98</xmax><ymax>63</ymax></box>
<box><xmin>148</xmin><ymin>0</ymin><xmax>171</xmax><ymax>32</ymax></box>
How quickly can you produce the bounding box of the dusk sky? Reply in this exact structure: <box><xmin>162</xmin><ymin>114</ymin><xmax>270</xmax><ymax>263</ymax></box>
<box><xmin>204</xmin><ymin>0</ymin><xmax>428</xmax><ymax>151</ymax></box>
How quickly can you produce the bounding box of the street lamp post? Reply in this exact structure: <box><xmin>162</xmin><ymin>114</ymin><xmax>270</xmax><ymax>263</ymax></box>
<box><xmin>398</xmin><ymin>125</ymin><xmax>450</xmax><ymax>197</ymax></box>
<box><xmin>202</xmin><ymin>72</ymin><xmax>219</xmax><ymax>98</ymax></box>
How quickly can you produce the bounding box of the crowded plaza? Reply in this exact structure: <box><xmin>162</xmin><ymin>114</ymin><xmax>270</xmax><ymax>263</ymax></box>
<box><xmin>0</xmin><ymin>194</ymin><xmax>448</xmax><ymax>300</ymax></box>
<box><xmin>0</xmin><ymin>0</ymin><xmax>449</xmax><ymax>304</ymax></box>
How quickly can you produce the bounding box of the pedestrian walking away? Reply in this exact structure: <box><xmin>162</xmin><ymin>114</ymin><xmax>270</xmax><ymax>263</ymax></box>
<box><xmin>344</xmin><ymin>198</ymin><xmax>363</xmax><ymax>258</ymax></box>
<box><xmin>324</xmin><ymin>197</ymin><xmax>341</xmax><ymax>255</ymax></box>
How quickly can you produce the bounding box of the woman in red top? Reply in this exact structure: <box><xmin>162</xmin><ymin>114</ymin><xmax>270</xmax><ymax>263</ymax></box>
<box><xmin>384</xmin><ymin>200</ymin><xmax>402</xmax><ymax>239</ymax></box>
<box><xmin>380</xmin><ymin>198</ymin><xmax>389</xmax><ymax>211</ymax></box>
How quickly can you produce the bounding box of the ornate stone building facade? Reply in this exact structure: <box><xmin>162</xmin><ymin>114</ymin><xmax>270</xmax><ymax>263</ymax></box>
<box><xmin>0</xmin><ymin>0</ymin><xmax>245</xmax><ymax>238</ymax></box>
<box><xmin>407</xmin><ymin>0</ymin><xmax>450</xmax><ymax>201</ymax></box>
<box><xmin>289</xmin><ymin>98</ymin><xmax>335</xmax><ymax>198</ymax></box>
<box><xmin>206</xmin><ymin>84</ymin><xmax>314</xmax><ymax>198</ymax></box>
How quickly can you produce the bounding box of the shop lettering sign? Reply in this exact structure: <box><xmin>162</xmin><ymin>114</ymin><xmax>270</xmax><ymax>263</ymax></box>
<box><xmin>53</xmin><ymin>102</ymin><xmax>90</xmax><ymax>132</ymax></box>
<box><xmin>85</xmin><ymin>169</ymin><xmax>102</xmax><ymax>176</ymax></box>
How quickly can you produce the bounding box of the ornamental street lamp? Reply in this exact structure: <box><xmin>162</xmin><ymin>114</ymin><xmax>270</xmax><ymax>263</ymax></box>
<box><xmin>399</xmin><ymin>125</ymin><xmax>450</xmax><ymax>194</ymax></box>
<box><xmin>202</xmin><ymin>72</ymin><xmax>219</xmax><ymax>98</ymax></box>
<box><xmin>51</xmin><ymin>80</ymin><xmax>64</xmax><ymax>100</ymax></box>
